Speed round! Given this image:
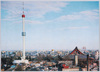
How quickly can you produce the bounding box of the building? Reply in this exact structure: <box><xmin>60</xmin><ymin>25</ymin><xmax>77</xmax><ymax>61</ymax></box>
<box><xmin>63</xmin><ymin>47</ymin><xmax>94</xmax><ymax>61</ymax></box>
<box><xmin>62</xmin><ymin>46</ymin><xmax>95</xmax><ymax>71</ymax></box>
<box><xmin>95</xmin><ymin>50</ymin><xmax>99</xmax><ymax>60</ymax></box>
<box><xmin>16</xmin><ymin>51</ymin><xmax>22</xmax><ymax>57</ymax></box>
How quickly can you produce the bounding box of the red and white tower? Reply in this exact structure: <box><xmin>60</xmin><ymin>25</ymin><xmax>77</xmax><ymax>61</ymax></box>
<box><xmin>22</xmin><ymin>5</ymin><xmax>26</xmax><ymax>60</ymax></box>
<box><xmin>13</xmin><ymin>2</ymin><xmax>29</xmax><ymax>64</ymax></box>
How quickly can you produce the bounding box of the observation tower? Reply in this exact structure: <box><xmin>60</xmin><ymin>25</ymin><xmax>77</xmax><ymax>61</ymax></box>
<box><xmin>13</xmin><ymin>2</ymin><xmax>29</xmax><ymax>64</ymax></box>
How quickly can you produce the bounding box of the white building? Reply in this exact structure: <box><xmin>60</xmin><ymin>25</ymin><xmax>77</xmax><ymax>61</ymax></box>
<box><xmin>95</xmin><ymin>50</ymin><xmax>99</xmax><ymax>60</ymax></box>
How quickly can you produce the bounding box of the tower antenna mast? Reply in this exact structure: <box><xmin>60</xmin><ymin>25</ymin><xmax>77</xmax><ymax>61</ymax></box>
<box><xmin>23</xmin><ymin>2</ymin><xmax>24</xmax><ymax>14</ymax></box>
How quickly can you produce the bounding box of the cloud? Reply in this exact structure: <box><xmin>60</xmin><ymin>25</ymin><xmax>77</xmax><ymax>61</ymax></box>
<box><xmin>1</xmin><ymin>18</ymin><xmax>43</xmax><ymax>25</ymax></box>
<box><xmin>1</xmin><ymin>1</ymin><xmax>68</xmax><ymax>25</ymax></box>
<box><xmin>67</xmin><ymin>26</ymin><xmax>89</xmax><ymax>29</ymax></box>
<box><xmin>53</xmin><ymin>9</ymin><xmax>99</xmax><ymax>22</ymax></box>
<box><xmin>56</xmin><ymin>15</ymin><xmax>81</xmax><ymax>21</ymax></box>
<box><xmin>59</xmin><ymin>26</ymin><xmax>89</xmax><ymax>31</ymax></box>
<box><xmin>1</xmin><ymin>19</ymin><xmax>16</xmax><ymax>21</ymax></box>
<box><xmin>37</xmin><ymin>9</ymin><xmax>99</xmax><ymax>24</ymax></box>
<box><xmin>1</xmin><ymin>1</ymin><xmax>68</xmax><ymax>19</ymax></box>
<box><xmin>25</xmin><ymin>20</ymin><xmax>43</xmax><ymax>24</ymax></box>
<box><xmin>80</xmin><ymin>10</ymin><xmax>99</xmax><ymax>16</ymax></box>
<box><xmin>2</xmin><ymin>2</ymin><xmax>99</xmax><ymax>25</ymax></box>
<box><xmin>10</xmin><ymin>20</ymin><xmax>43</xmax><ymax>25</ymax></box>
<box><xmin>79</xmin><ymin>10</ymin><xmax>99</xmax><ymax>21</ymax></box>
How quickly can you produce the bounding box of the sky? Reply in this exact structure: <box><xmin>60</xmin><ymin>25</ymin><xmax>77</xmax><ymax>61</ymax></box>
<box><xmin>1</xmin><ymin>1</ymin><xmax>99</xmax><ymax>51</ymax></box>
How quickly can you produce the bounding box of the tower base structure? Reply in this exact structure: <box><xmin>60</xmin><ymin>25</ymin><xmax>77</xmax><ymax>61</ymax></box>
<box><xmin>13</xmin><ymin>59</ymin><xmax>29</xmax><ymax>64</ymax></box>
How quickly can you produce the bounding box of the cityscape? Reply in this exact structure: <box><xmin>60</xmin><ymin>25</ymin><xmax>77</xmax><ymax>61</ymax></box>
<box><xmin>1</xmin><ymin>1</ymin><xmax>99</xmax><ymax>71</ymax></box>
<box><xmin>1</xmin><ymin>47</ymin><xmax>99</xmax><ymax>71</ymax></box>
